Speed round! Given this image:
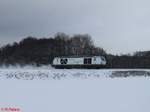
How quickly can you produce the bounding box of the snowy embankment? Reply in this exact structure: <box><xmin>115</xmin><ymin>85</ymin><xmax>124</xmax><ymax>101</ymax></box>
<box><xmin>0</xmin><ymin>67</ymin><xmax>150</xmax><ymax>80</ymax></box>
<box><xmin>0</xmin><ymin>68</ymin><xmax>111</xmax><ymax>80</ymax></box>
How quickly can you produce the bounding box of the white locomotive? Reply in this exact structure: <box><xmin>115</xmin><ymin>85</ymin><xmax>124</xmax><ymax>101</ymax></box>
<box><xmin>52</xmin><ymin>56</ymin><xmax>106</xmax><ymax>69</ymax></box>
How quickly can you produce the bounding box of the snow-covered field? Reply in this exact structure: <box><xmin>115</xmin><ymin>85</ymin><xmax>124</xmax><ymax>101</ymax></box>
<box><xmin>0</xmin><ymin>67</ymin><xmax>150</xmax><ymax>112</ymax></box>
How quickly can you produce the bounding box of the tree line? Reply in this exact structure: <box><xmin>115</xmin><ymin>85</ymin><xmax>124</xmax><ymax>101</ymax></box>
<box><xmin>0</xmin><ymin>33</ymin><xmax>150</xmax><ymax>68</ymax></box>
<box><xmin>0</xmin><ymin>33</ymin><xmax>106</xmax><ymax>66</ymax></box>
<box><xmin>107</xmin><ymin>51</ymin><xmax>150</xmax><ymax>68</ymax></box>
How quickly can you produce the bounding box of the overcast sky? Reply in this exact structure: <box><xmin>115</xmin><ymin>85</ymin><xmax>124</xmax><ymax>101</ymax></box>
<box><xmin>0</xmin><ymin>0</ymin><xmax>150</xmax><ymax>54</ymax></box>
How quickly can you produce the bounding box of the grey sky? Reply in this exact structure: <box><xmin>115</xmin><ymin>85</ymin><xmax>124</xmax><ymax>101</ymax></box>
<box><xmin>0</xmin><ymin>0</ymin><xmax>150</xmax><ymax>54</ymax></box>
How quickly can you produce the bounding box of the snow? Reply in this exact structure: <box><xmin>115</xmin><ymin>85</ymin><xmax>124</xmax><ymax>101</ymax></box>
<box><xmin>0</xmin><ymin>68</ymin><xmax>150</xmax><ymax>112</ymax></box>
<box><xmin>0</xmin><ymin>69</ymin><xmax>112</xmax><ymax>80</ymax></box>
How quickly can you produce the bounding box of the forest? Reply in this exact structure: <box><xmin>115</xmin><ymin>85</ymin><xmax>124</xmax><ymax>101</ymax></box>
<box><xmin>0</xmin><ymin>33</ymin><xmax>150</xmax><ymax>68</ymax></box>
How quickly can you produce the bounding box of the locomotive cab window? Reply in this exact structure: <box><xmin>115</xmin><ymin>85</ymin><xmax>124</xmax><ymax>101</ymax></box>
<box><xmin>84</xmin><ymin>58</ymin><xmax>91</xmax><ymax>64</ymax></box>
<box><xmin>60</xmin><ymin>58</ymin><xmax>68</xmax><ymax>64</ymax></box>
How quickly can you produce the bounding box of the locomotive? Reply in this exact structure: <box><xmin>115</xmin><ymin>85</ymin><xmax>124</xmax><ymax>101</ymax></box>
<box><xmin>52</xmin><ymin>56</ymin><xmax>107</xmax><ymax>69</ymax></box>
